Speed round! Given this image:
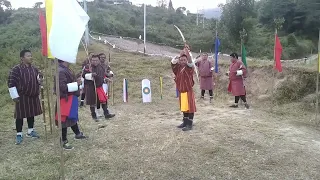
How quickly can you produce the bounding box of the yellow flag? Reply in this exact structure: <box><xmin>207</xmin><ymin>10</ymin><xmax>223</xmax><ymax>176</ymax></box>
<box><xmin>45</xmin><ymin>0</ymin><xmax>54</xmax><ymax>58</ymax></box>
<box><xmin>180</xmin><ymin>92</ymin><xmax>189</xmax><ymax>111</ymax></box>
<box><xmin>159</xmin><ymin>77</ymin><xmax>163</xmax><ymax>99</ymax></box>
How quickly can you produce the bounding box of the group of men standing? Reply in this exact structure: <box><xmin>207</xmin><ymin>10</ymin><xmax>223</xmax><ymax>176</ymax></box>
<box><xmin>7</xmin><ymin>50</ymin><xmax>115</xmax><ymax>149</ymax></box>
<box><xmin>172</xmin><ymin>45</ymin><xmax>249</xmax><ymax>131</ymax></box>
<box><xmin>7</xmin><ymin>45</ymin><xmax>249</xmax><ymax>146</ymax></box>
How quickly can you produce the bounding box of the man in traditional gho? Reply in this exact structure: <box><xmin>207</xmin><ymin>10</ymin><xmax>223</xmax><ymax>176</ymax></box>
<box><xmin>80</xmin><ymin>52</ymin><xmax>94</xmax><ymax>107</ymax></box>
<box><xmin>8</xmin><ymin>50</ymin><xmax>42</xmax><ymax>145</ymax></box>
<box><xmin>195</xmin><ymin>52</ymin><xmax>214</xmax><ymax>102</ymax></box>
<box><xmin>171</xmin><ymin>45</ymin><xmax>196</xmax><ymax>131</ymax></box>
<box><xmin>95</xmin><ymin>53</ymin><xmax>114</xmax><ymax>117</ymax></box>
<box><xmin>227</xmin><ymin>53</ymin><xmax>249</xmax><ymax>109</ymax></box>
<box><xmin>55</xmin><ymin>60</ymin><xmax>87</xmax><ymax>150</ymax></box>
<box><xmin>83</xmin><ymin>55</ymin><xmax>115</xmax><ymax>121</ymax></box>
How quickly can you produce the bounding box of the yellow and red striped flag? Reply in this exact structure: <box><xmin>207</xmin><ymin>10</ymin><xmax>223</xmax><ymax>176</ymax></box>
<box><xmin>45</xmin><ymin>0</ymin><xmax>54</xmax><ymax>58</ymax></box>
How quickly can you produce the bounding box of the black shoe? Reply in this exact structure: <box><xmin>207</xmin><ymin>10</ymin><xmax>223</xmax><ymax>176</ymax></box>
<box><xmin>177</xmin><ymin>117</ymin><xmax>188</xmax><ymax>128</ymax></box>
<box><xmin>229</xmin><ymin>104</ymin><xmax>238</xmax><ymax>108</ymax></box>
<box><xmin>244</xmin><ymin>103</ymin><xmax>250</xmax><ymax>109</ymax></box>
<box><xmin>209</xmin><ymin>96</ymin><xmax>213</xmax><ymax>103</ymax></box>
<box><xmin>79</xmin><ymin>101</ymin><xmax>84</xmax><ymax>107</ymax></box>
<box><xmin>182</xmin><ymin>119</ymin><xmax>193</xmax><ymax>131</ymax></box>
<box><xmin>75</xmin><ymin>132</ymin><xmax>88</xmax><ymax>140</ymax></box>
<box><xmin>105</xmin><ymin>113</ymin><xmax>115</xmax><ymax>119</ymax></box>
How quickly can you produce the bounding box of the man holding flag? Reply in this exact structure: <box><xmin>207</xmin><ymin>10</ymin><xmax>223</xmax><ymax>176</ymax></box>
<box><xmin>227</xmin><ymin>53</ymin><xmax>249</xmax><ymax>109</ymax></box>
<box><xmin>45</xmin><ymin>0</ymin><xmax>91</xmax><ymax>150</ymax></box>
<box><xmin>55</xmin><ymin>60</ymin><xmax>87</xmax><ymax>150</ymax></box>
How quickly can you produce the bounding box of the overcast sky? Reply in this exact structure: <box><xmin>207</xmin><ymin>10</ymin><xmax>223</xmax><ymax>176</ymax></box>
<box><xmin>8</xmin><ymin>0</ymin><xmax>225</xmax><ymax>13</ymax></box>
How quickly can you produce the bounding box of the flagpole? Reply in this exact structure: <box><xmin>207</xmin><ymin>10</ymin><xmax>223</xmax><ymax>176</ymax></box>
<box><xmin>84</xmin><ymin>0</ymin><xmax>89</xmax><ymax>48</ymax></box>
<box><xmin>45</xmin><ymin>58</ymin><xmax>53</xmax><ymax>134</ymax></box>
<box><xmin>271</xmin><ymin>28</ymin><xmax>277</xmax><ymax>112</ymax></box>
<box><xmin>143</xmin><ymin>3</ymin><xmax>146</xmax><ymax>55</ymax></box>
<box><xmin>315</xmin><ymin>29</ymin><xmax>320</xmax><ymax>123</ymax></box>
<box><xmin>214</xmin><ymin>19</ymin><xmax>218</xmax><ymax>90</ymax></box>
<box><xmin>240</xmin><ymin>37</ymin><xmax>243</xmax><ymax>105</ymax></box>
<box><xmin>55</xmin><ymin>59</ymin><xmax>65</xmax><ymax>180</ymax></box>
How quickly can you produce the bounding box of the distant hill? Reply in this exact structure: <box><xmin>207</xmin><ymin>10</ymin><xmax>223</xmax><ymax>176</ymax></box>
<box><xmin>202</xmin><ymin>8</ymin><xmax>222</xmax><ymax>19</ymax></box>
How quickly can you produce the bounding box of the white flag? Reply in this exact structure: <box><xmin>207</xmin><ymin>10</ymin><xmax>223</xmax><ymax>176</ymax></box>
<box><xmin>141</xmin><ymin>79</ymin><xmax>151</xmax><ymax>103</ymax></box>
<box><xmin>49</xmin><ymin>0</ymin><xmax>90</xmax><ymax>63</ymax></box>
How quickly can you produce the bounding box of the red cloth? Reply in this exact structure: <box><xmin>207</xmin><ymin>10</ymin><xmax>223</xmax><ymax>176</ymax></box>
<box><xmin>96</xmin><ymin>87</ymin><xmax>108</xmax><ymax>103</ymax></box>
<box><xmin>55</xmin><ymin>95</ymin><xmax>73</xmax><ymax>122</ymax></box>
<box><xmin>38</xmin><ymin>10</ymin><xmax>47</xmax><ymax>56</ymax></box>
<box><xmin>274</xmin><ymin>35</ymin><xmax>283</xmax><ymax>72</ymax></box>
<box><xmin>228</xmin><ymin>60</ymin><xmax>246</xmax><ymax>96</ymax></box>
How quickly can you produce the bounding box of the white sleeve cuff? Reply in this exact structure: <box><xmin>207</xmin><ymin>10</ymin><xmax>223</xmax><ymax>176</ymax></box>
<box><xmin>236</xmin><ymin>70</ymin><xmax>243</xmax><ymax>76</ymax></box>
<box><xmin>67</xmin><ymin>82</ymin><xmax>79</xmax><ymax>92</ymax></box>
<box><xmin>85</xmin><ymin>73</ymin><xmax>93</xmax><ymax>80</ymax></box>
<box><xmin>9</xmin><ymin>87</ymin><xmax>19</xmax><ymax>99</ymax></box>
<box><xmin>79</xmin><ymin>78</ymin><xmax>84</xmax><ymax>90</ymax></box>
<box><xmin>109</xmin><ymin>71</ymin><xmax>114</xmax><ymax>75</ymax></box>
<box><xmin>187</xmin><ymin>62</ymin><xmax>194</xmax><ymax>67</ymax></box>
<box><xmin>171</xmin><ymin>58</ymin><xmax>178</xmax><ymax>64</ymax></box>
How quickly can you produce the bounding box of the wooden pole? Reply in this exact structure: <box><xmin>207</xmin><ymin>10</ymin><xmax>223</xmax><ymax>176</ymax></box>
<box><xmin>55</xmin><ymin>59</ymin><xmax>65</xmax><ymax>180</ymax></box>
<box><xmin>271</xmin><ymin>28</ymin><xmax>277</xmax><ymax>112</ymax></box>
<box><xmin>49</xmin><ymin>59</ymin><xmax>56</xmax><ymax>134</ymax></box>
<box><xmin>44</xmin><ymin>57</ymin><xmax>53</xmax><ymax>134</ymax></box>
<box><xmin>40</xmin><ymin>70</ymin><xmax>47</xmax><ymax>141</ymax></box>
<box><xmin>315</xmin><ymin>29</ymin><xmax>320</xmax><ymax>123</ymax></box>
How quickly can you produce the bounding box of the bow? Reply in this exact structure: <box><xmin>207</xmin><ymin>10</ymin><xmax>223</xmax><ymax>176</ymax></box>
<box><xmin>173</xmin><ymin>25</ymin><xmax>199</xmax><ymax>82</ymax></box>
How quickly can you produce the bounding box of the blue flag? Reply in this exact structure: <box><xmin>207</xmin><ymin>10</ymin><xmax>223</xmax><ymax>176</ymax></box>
<box><xmin>214</xmin><ymin>37</ymin><xmax>220</xmax><ymax>73</ymax></box>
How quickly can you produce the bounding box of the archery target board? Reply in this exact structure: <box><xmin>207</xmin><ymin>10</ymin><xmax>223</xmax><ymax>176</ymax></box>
<box><xmin>141</xmin><ymin>79</ymin><xmax>151</xmax><ymax>103</ymax></box>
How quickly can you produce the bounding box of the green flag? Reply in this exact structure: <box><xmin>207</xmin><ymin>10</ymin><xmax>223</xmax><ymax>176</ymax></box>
<box><xmin>241</xmin><ymin>43</ymin><xmax>247</xmax><ymax>67</ymax></box>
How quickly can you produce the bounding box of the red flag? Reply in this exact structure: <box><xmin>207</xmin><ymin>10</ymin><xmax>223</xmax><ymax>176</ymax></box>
<box><xmin>274</xmin><ymin>34</ymin><xmax>282</xmax><ymax>72</ymax></box>
<box><xmin>39</xmin><ymin>10</ymin><xmax>48</xmax><ymax>56</ymax></box>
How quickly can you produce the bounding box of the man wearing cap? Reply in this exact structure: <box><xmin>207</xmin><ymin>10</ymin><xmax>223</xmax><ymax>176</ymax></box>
<box><xmin>227</xmin><ymin>53</ymin><xmax>249</xmax><ymax>109</ymax></box>
<box><xmin>171</xmin><ymin>44</ymin><xmax>196</xmax><ymax>131</ymax></box>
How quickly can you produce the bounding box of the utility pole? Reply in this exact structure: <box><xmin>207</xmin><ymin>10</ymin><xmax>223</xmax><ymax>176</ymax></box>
<box><xmin>84</xmin><ymin>0</ymin><xmax>89</xmax><ymax>48</ymax></box>
<box><xmin>196</xmin><ymin>8</ymin><xmax>198</xmax><ymax>26</ymax></box>
<box><xmin>202</xmin><ymin>7</ymin><xmax>205</xmax><ymax>29</ymax></box>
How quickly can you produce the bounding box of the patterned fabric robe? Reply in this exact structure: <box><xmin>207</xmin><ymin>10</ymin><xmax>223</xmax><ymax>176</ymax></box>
<box><xmin>7</xmin><ymin>63</ymin><xmax>42</xmax><ymax>119</ymax></box>
<box><xmin>82</xmin><ymin>64</ymin><xmax>105</xmax><ymax>105</ymax></box>
<box><xmin>54</xmin><ymin>64</ymin><xmax>80</xmax><ymax>128</ymax></box>
<box><xmin>172</xmin><ymin>63</ymin><xmax>196</xmax><ymax>113</ymax></box>
<box><xmin>196</xmin><ymin>60</ymin><xmax>214</xmax><ymax>90</ymax></box>
<box><xmin>228</xmin><ymin>60</ymin><xmax>247</xmax><ymax>96</ymax></box>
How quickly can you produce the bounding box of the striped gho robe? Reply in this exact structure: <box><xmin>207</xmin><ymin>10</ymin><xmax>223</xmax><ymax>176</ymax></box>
<box><xmin>83</xmin><ymin>64</ymin><xmax>107</xmax><ymax>105</ymax></box>
<box><xmin>54</xmin><ymin>64</ymin><xmax>81</xmax><ymax>128</ymax></box>
<box><xmin>7</xmin><ymin>63</ymin><xmax>42</xmax><ymax>119</ymax></box>
<box><xmin>171</xmin><ymin>59</ymin><xmax>196</xmax><ymax>113</ymax></box>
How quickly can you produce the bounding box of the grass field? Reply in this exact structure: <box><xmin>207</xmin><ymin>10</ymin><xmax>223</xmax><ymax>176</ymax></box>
<box><xmin>1</xmin><ymin>43</ymin><xmax>320</xmax><ymax>180</ymax></box>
